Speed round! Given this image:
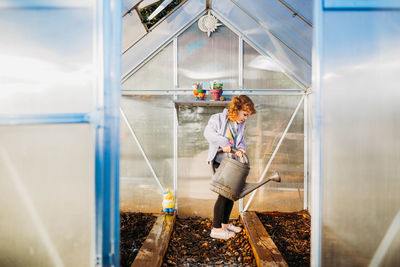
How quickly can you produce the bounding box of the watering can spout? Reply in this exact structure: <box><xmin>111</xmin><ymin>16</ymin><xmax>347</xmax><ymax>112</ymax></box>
<box><xmin>238</xmin><ymin>172</ymin><xmax>281</xmax><ymax>199</ymax></box>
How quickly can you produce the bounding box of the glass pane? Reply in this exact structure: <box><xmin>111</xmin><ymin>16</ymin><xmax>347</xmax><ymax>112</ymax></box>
<box><xmin>0</xmin><ymin>7</ymin><xmax>97</xmax><ymax>115</ymax></box>
<box><xmin>120</xmin><ymin>95</ymin><xmax>174</xmax><ymax>213</ymax></box>
<box><xmin>243</xmin><ymin>42</ymin><xmax>301</xmax><ymax>89</ymax></box>
<box><xmin>176</xmin><ymin>95</ymin><xmax>303</xmax><ymax>217</ymax></box>
<box><xmin>122</xmin><ymin>11</ymin><xmax>147</xmax><ymax>52</ymax></box>
<box><xmin>0</xmin><ymin>124</ymin><xmax>95</xmax><ymax>267</ymax></box>
<box><xmin>178</xmin><ymin>22</ymin><xmax>239</xmax><ymax>89</ymax></box>
<box><xmin>122</xmin><ymin>42</ymin><xmax>173</xmax><ymax>91</ymax></box>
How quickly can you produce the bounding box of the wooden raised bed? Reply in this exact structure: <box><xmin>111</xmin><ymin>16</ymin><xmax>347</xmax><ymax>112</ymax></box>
<box><xmin>125</xmin><ymin>211</ymin><xmax>292</xmax><ymax>267</ymax></box>
<box><xmin>131</xmin><ymin>212</ymin><xmax>176</xmax><ymax>267</ymax></box>
<box><xmin>240</xmin><ymin>211</ymin><xmax>288</xmax><ymax>267</ymax></box>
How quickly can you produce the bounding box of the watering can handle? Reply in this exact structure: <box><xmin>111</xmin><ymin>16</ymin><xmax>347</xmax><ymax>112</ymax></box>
<box><xmin>216</xmin><ymin>148</ymin><xmax>249</xmax><ymax>165</ymax></box>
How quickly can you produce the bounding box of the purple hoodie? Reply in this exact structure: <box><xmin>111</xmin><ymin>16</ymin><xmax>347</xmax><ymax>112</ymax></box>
<box><xmin>203</xmin><ymin>108</ymin><xmax>246</xmax><ymax>162</ymax></box>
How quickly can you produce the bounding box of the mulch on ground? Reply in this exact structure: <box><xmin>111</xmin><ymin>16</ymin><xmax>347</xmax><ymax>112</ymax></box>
<box><xmin>120</xmin><ymin>212</ymin><xmax>157</xmax><ymax>267</ymax></box>
<box><xmin>257</xmin><ymin>211</ymin><xmax>311</xmax><ymax>267</ymax></box>
<box><xmin>163</xmin><ymin>217</ymin><xmax>256</xmax><ymax>267</ymax></box>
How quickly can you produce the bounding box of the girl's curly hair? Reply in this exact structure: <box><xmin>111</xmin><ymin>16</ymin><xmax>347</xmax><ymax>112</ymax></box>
<box><xmin>227</xmin><ymin>95</ymin><xmax>256</xmax><ymax>122</ymax></box>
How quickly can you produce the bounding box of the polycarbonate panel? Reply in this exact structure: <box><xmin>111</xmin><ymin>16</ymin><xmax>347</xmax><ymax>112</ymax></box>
<box><xmin>122</xmin><ymin>42</ymin><xmax>173</xmax><ymax>90</ymax></box>
<box><xmin>178</xmin><ymin>22</ymin><xmax>239</xmax><ymax>89</ymax></box>
<box><xmin>138</xmin><ymin>0</ymin><xmax>160</xmax><ymax>8</ymax></box>
<box><xmin>319</xmin><ymin>10</ymin><xmax>400</xmax><ymax>266</ymax></box>
<box><xmin>176</xmin><ymin>95</ymin><xmax>303</xmax><ymax>217</ymax></box>
<box><xmin>242</xmin><ymin>95</ymin><xmax>304</xmax><ymax>212</ymax></box>
<box><xmin>122</xmin><ymin>11</ymin><xmax>147</xmax><ymax>52</ymax></box>
<box><xmin>234</xmin><ymin>0</ymin><xmax>312</xmax><ymax>63</ymax></box>
<box><xmin>243</xmin><ymin>42</ymin><xmax>301</xmax><ymax>89</ymax></box>
<box><xmin>212</xmin><ymin>0</ymin><xmax>311</xmax><ymax>87</ymax></box>
<box><xmin>0</xmin><ymin>124</ymin><xmax>95</xmax><ymax>267</ymax></box>
<box><xmin>283</xmin><ymin>0</ymin><xmax>313</xmax><ymax>24</ymax></box>
<box><xmin>123</xmin><ymin>0</ymin><xmax>141</xmax><ymax>14</ymax></box>
<box><xmin>120</xmin><ymin>95</ymin><xmax>174</xmax><ymax>213</ymax></box>
<box><xmin>122</xmin><ymin>0</ymin><xmax>205</xmax><ymax>79</ymax></box>
<box><xmin>0</xmin><ymin>7</ymin><xmax>97</xmax><ymax>115</ymax></box>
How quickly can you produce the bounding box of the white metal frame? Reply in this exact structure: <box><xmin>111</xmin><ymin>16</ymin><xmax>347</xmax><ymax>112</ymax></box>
<box><xmin>173</xmin><ymin>37</ymin><xmax>179</xmax><ymax>210</ymax></box>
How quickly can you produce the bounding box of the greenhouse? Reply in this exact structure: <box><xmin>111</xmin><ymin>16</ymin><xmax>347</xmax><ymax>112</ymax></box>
<box><xmin>1</xmin><ymin>0</ymin><xmax>399</xmax><ymax>266</ymax></box>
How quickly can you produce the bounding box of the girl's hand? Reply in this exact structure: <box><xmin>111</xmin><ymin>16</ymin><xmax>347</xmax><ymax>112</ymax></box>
<box><xmin>235</xmin><ymin>150</ymin><xmax>243</xmax><ymax>158</ymax></box>
<box><xmin>235</xmin><ymin>148</ymin><xmax>246</xmax><ymax>158</ymax></box>
<box><xmin>222</xmin><ymin>145</ymin><xmax>231</xmax><ymax>153</ymax></box>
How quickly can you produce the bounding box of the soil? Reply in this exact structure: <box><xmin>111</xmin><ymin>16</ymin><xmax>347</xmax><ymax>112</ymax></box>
<box><xmin>120</xmin><ymin>212</ymin><xmax>157</xmax><ymax>267</ymax></box>
<box><xmin>163</xmin><ymin>217</ymin><xmax>256</xmax><ymax>267</ymax></box>
<box><xmin>257</xmin><ymin>211</ymin><xmax>311</xmax><ymax>267</ymax></box>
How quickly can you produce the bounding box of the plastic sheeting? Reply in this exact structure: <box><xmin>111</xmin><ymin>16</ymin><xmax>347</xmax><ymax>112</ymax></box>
<box><xmin>243</xmin><ymin>41</ymin><xmax>301</xmax><ymax>89</ymax></box>
<box><xmin>212</xmin><ymin>0</ymin><xmax>311</xmax><ymax>87</ymax></box>
<box><xmin>178</xmin><ymin>94</ymin><xmax>304</xmax><ymax>216</ymax></box>
<box><xmin>122</xmin><ymin>10</ymin><xmax>147</xmax><ymax>52</ymax></box>
<box><xmin>232</xmin><ymin>0</ymin><xmax>311</xmax><ymax>64</ymax></box>
<box><xmin>123</xmin><ymin>0</ymin><xmax>142</xmax><ymax>14</ymax></box>
<box><xmin>178</xmin><ymin>23</ymin><xmax>239</xmax><ymax>89</ymax></box>
<box><xmin>283</xmin><ymin>0</ymin><xmax>313</xmax><ymax>24</ymax></box>
<box><xmin>122</xmin><ymin>0</ymin><xmax>205</xmax><ymax>79</ymax></box>
<box><xmin>0</xmin><ymin>124</ymin><xmax>95</xmax><ymax>267</ymax></box>
<box><xmin>317</xmin><ymin>8</ymin><xmax>400</xmax><ymax>267</ymax></box>
<box><xmin>119</xmin><ymin>95</ymin><xmax>304</xmax><ymax>216</ymax></box>
<box><xmin>120</xmin><ymin>96</ymin><xmax>174</xmax><ymax>213</ymax></box>
<box><xmin>0</xmin><ymin>7</ymin><xmax>96</xmax><ymax>115</ymax></box>
<box><xmin>122</xmin><ymin>42</ymin><xmax>174</xmax><ymax>90</ymax></box>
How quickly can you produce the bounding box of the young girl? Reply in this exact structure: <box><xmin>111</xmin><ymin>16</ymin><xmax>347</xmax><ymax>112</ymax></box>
<box><xmin>204</xmin><ymin>95</ymin><xmax>256</xmax><ymax>239</ymax></box>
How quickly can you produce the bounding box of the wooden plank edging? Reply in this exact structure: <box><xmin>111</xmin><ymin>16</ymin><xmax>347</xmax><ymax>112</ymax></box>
<box><xmin>240</xmin><ymin>211</ymin><xmax>288</xmax><ymax>267</ymax></box>
<box><xmin>131</xmin><ymin>212</ymin><xmax>176</xmax><ymax>267</ymax></box>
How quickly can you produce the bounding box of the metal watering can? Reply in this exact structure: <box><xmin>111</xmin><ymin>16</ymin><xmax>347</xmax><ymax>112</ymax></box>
<box><xmin>209</xmin><ymin>148</ymin><xmax>281</xmax><ymax>201</ymax></box>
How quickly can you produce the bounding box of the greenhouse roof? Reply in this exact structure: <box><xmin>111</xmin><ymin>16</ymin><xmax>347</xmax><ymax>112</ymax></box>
<box><xmin>122</xmin><ymin>0</ymin><xmax>312</xmax><ymax>87</ymax></box>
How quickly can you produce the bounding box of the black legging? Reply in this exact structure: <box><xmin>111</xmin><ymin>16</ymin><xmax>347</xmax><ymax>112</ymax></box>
<box><xmin>213</xmin><ymin>194</ymin><xmax>234</xmax><ymax>228</ymax></box>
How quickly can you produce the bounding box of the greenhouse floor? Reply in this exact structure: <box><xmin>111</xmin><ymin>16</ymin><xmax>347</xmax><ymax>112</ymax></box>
<box><xmin>121</xmin><ymin>211</ymin><xmax>311</xmax><ymax>267</ymax></box>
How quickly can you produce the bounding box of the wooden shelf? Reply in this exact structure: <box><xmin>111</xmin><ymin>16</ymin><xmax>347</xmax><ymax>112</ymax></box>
<box><xmin>173</xmin><ymin>100</ymin><xmax>229</xmax><ymax>109</ymax></box>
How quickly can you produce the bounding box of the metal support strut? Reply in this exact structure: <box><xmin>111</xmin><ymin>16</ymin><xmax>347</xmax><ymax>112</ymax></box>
<box><xmin>120</xmin><ymin>108</ymin><xmax>164</xmax><ymax>193</ymax></box>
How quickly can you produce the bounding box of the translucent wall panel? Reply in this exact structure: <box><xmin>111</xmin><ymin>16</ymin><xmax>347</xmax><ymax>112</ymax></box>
<box><xmin>319</xmin><ymin>10</ymin><xmax>400</xmax><ymax>266</ymax></box>
<box><xmin>233</xmin><ymin>0</ymin><xmax>312</xmax><ymax>64</ymax></box>
<box><xmin>243</xmin><ymin>42</ymin><xmax>301</xmax><ymax>89</ymax></box>
<box><xmin>243</xmin><ymin>95</ymin><xmax>304</xmax><ymax>212</ymax></box>
<box><xmin>123</xmin><ymin>0</ymin><xmax>141</xmax><ymax>14</ymax></box>
<box><xmin>139</xmin><ymin>0</ymin><xmax>160</xmax><ymax>8</ymax></box>
<box><xmin>122</xmin><ymin>42</ymin><xmax>173</xmax><ymax>90</ymax></box>
<box><xmin>122</xmin><ymin>0</ymin><xmax>205</xmax><ymax>78</ymax></box>
<box><xmin>0</xmin><ymin>124</ymin><xmax>95</xmax><ymax>267</ymax></box>
<box><xmin>284</xmin><ymin>0</ymin><xmax>313</xmax><ymax>23</ymax></box>
<box><xmin>176</xmin><ymin>95</ymin><xmax>303</xmax><ymax>217</ymax></box>
<box><xmin>178</xmin><ymin>22</ymin><xmax>239</xmax><ymax>89</ymax></box>
<box><xmin>213</xmin><ymin>0</ymin><xmax>311</xmax><ymax>86</ymax></box>
<box><xmin>0</xmin><ymin>7</ymin><xmax>96</xmax><ymax>115</ymax></box>
<box><xmin>122</xmin><ymin>11</ymin><xmax>147</xmax><ymax>53</ymax></box>
<box><xmin>120</xmin><ymin>96</ymin><xmax>174</xmax><ymax>213</ymax></box>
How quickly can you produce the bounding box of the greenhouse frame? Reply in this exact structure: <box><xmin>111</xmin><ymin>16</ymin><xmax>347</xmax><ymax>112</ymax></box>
<box><xmin>0</xmin><ymin>0</ymin><xmax>399</xmax><ymax>266</ymax></box>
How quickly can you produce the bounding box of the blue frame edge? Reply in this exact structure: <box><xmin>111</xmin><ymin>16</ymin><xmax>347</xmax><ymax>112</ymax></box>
<box><xmin>95</xmin><ymin>0</ymin><xmax>122</xmax><ymax>266</ymax></box>
<box><xmin>324</xmin><ymin>0</ymin><xmax>400</xmax><ymax>9</ymax></box>
<box><xmin>0</xmin><ymin>113</ymin><xmax>90</xmax><ymax>125</ymax></box>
